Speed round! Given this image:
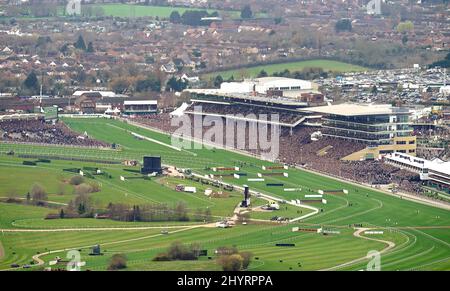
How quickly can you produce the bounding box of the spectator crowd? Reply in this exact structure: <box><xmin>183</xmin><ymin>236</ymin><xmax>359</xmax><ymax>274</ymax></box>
<box><xmin>132</xmin><ymin>111</ymin><xmax>423</xmax><ymax>195</ymax></box>
<box><xmin>0</xmin><ymin>118</ymin><xmax>109</xmax><ymax>147</ymax></box>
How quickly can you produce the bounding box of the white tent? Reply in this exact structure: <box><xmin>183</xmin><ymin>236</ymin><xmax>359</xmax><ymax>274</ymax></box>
<box><xmin>170</xmin><ymin>102</ymin><xmax>190</xmax><ymax>117</ymax></box>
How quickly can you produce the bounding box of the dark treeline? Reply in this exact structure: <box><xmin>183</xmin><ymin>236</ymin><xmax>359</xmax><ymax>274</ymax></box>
<box><xmin>270</xmin><ymin>67</ymin><xmax>329</xmax><ymax>80</ymax></box>
<box><xmin>107</xmin><ymin>202</ymin><xmax>213</xmax><ymax>222</ymax></box>
<box><xmin>169</xmin><ymin>10</ymin><xmax>219</xmax><ymax>26</ymax></box>
<box><xmin>54</xmin><ymin>201</ymin><xmax>214</xmax><ymax>223</ymax></box>
<box><xmin>430</xmin><ymin>52</ymin><xmax>450</xmax><ymax>68</ymax></box>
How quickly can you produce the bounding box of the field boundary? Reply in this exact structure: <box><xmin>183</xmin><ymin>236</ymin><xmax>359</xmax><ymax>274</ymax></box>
<box><xmin>200</xmin><ymin>57</ymin><xmax>369</xmax><ymax>76</ymax></box>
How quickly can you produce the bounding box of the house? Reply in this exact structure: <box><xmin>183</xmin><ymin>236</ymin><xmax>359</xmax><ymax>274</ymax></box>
<box><xmin>74</xmin><ymin>96</ymin><xmax>96</xmax><ymax>114</ymax></box>
<box><xmin>181</xmin><ymin>74</ymin><xmax>200</xmax><ymax>83</ymax></box>
<box><xmin>160</xmin><ymin>61</ymin><xmax>177</xmax><ymax>74</ymax></box>
<box><xmin>1</xmin><ymin>47</ymin><xmax>12</xmax><ymax>55</ymax></box>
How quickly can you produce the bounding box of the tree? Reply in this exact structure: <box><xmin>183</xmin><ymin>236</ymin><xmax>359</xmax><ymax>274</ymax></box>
<box><xmin>74</xmin><ymin>193</ymin><xmax>92</xmax><ymax>215</ymax></box>
<box><xmin>430</xmin><ymin>52</ymin><xmax>450</xmax><ymax>68</ymax></box>
<box><xmin>86</xmin><ymin>41</ymin><xmax>95</xmax><ymax>53</ymax></box>
<box><xmin>371</xmin><ymin>85</ymin><xmax>378</xmax><ymax>94</ymax></box>
<box><xmin>69</xmin><ymin>175</ymin><xmax>84</xmax><ymax>186</ymax></box>
<box><xmin>60</xmin><ymin>43</ymin><xmax>70</xmax><ymax>56</ymax></box>
<box><xmin>402</xmin><ymin>34</ymin><xmax>408</xmax><ymax>45</ymax></box>
<box><xmin>74</xmin><ymin>35</ymin><xmax>86</xmax><ymax>51</ymax></box>
<box><xmin>204</xmin><ymin>208</ymin><xmax>212</xmax><ymax>222</ymax></box>
<box><xmin>217</xmin><ymin>254</ymin><xmax>244</xmax><ymax>271</ymax></box>
<box><xmin>241</xmin><ymin>5</ymin><xmax>253</xmax><ymax>19</ymax></box>
<box><xmin>194</xmin><ymin>208</ymin><xmax>204</xmax><ymax>221</ymax></box>
<box><xmin>135</xmin><ymin>75</ymin><xmax>161</xmax><ymax>92</ymax></box>
<box><xmin>240</xmin><ymin>252</ymin><xmax>253</xmax><ymax>270</ymax></box>
<box><xmin>108</xmin><ymin>254</ymin><xmax>127</xmax><ymax>270</ymax></box>
<box><xmin>213</xmin><ymin>75</ymin><xmax>224</xmax><ymax>88</ymax></box>
<box><xmin>74</xmin><ymin>183</ymin><xmax>93</xmax><ymax>195</ymax></box>
<box><xmin>335</xmin><ymin>19</ymin><xmax>352</xmax><ymax>32</ymax></box>
<box><xmin>166</xmin><ymin>76</ymin><xmax>187</xmax><ymax>92</ymax></box>
<box><xmin>6</xmin><ymin>188</ymin><xmax>19</xmax><ymax>202</ymax></box>
<box><xmin>30</xmin><ymin>183</ymin><xmax>48</xmax><ymax>205</ymax></box>
<box><xmin>35</xmin><ymin>36</ymin><xmax>52</xmax><ymax>49</ymax></box>
<box><xmin>181</xmin><ymin>10</ymin><xmax>209</xmax><ymax>26</ymax></box>
<box><xmin>131</xmin><ymin>205</ymin><xmax>141</xmax><ymax>222</ymax></box>
<box><xmin>174</xmin><ymin>202</ymin><xmax>189</xmax><ymax>221</ymax></box>
<box><xmin>169</xmin><ymin>11</ymin><xmax>181</xmax><ymax>24</ymax></box>
<box><xmin>397</xmin><ymin>21</ymin><xmax>414</xmax><ymax>33</ymax></box>
<box><xmin>111</xmin><ymin>79</ymin><xmax>131</xmax><ymax>94</ymax></box>
<box><xmin>23</xmin><ymin>71</ymin><xmax>39</xmax><ymax>93</ymax></box>
<box><xmin>257</xmin><ymin>70</ymin><xmax>268</xmax><ymax>78</ymax></box>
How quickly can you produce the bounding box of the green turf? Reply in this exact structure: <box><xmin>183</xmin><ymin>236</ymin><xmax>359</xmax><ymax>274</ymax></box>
<box><xmin>84</xmin><ymin>4</ymin><xmax>240</xmax><ymax>19</ymax></box>
<box><xmin>204</xmin><ymin>59</ymin><xmax>368</xmax><ymax>80</ymax></box>
<box><xmin>0</xmin><ymin>117</ymin><xmax>449</xmax><ymax>271</ymax></box>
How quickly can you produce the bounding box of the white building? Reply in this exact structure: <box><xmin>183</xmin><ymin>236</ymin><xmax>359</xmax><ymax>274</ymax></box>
<box><xmin>385</xmin><ymin>152</ymin><xmax>450</xmax><ymax>192</ymax></box>
<box><xmin>219</xmin><ymin>77</ymin><xmax>314</xmax><ymax>97</ymax></box>
<box><xmin>123</xmin><ymin>100</ymin><xmax>157</xmax><ymax>115</ymax></box>
<box><xmin>439</xmin><ymin>85</ymin><xmax>450</xmax><ymax>95</ymax></box>
<box><xmin>72</xmin><ymin>90</ymin><xmax>127</xmax><ymax>98</ymax></box>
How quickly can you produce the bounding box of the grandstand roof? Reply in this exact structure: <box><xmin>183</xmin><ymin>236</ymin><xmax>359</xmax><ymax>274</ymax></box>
<box><xmin>300</xmin><ymin>104</ymin><xmax>410</xmax><ymax>116</ymax></box>
<box><xmin>253</xmin><ymin>77</ymin><xmax>313</xmax><ymax>89</ymax></box>
<box><xmin>386</xmin><ymin>152</ymin><xmax>450</xmax><ymax>176</ymax></box>
<box><xmin>123</xmin><ymin>100</ymin><xmax>157</xmax><ymax>105</ymax></box>
<box><xmin>73</xmin><ymin>91</ymin><xmax>129</xmax><ymax>98</ymax></box>
<box><xmin>185</xmin><ymin>89</ymin><xmax>308</xmax><ymax>107</ymax></box>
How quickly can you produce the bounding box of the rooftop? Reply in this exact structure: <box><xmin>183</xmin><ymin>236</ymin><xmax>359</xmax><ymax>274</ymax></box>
<box><xmin>300</xmin><ymin>103</ymin><xmax>410</xmax><ymax>116</ymax></box>
<box><xmin>186</xmin><ymin>89</ymin><xmax>308</xmax><ymax>106</ymax></box>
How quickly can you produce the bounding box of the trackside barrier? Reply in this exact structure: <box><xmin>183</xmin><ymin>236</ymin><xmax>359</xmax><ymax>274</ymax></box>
<box><xmin>364</xmin><ymin>231</ymin><xmax>384</xmax><ymax>235</ymax></box>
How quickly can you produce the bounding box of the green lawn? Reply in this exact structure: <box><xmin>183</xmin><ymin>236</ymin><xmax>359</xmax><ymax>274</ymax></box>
<box><xmin>0</xmin><ymin>157</ymin><xmax>245</xmax><ymax>225</ymax></box>
<box><xmin>85</xmin><ymin>4</ymin><xmax>240</xmax><ymax>19</ymax></box>
<box><xmin>0</xmin><ymin>4</ymin><xmax>240</xmax><ymax>20</ymax></box>
<box><xmin>0</xmin><ymin>117</ymin><xmax>449</xmax><ymax>271</ymax></box>
<box><xmin>204</xmin><ymin>59</ymin><xmax>368</xmax><ymax>80</ymax></box>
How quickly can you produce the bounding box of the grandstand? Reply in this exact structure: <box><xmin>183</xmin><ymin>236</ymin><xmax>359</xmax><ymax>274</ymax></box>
<box><xmin>300</xmin><ymin>104</ymin><xmax>417</xmax><ymax>161</ymax></box>
<box><xmin>184</xmin><ymin>77</ymin><xmax>323</xmax><ymax>130</ymax></box>
<box><xmin>129</xmin><ymin>90</ymin><xmax>431</xmax><ymax>196</ymax></box>
<box><xmin>0</xmin><ymin>115</ymin><xmax>109</xmax><ymax>148</ymax></box>
<box><xmin>385</xmin><ymin>152</ymin><xmax>450</xmax><ymax>193</ymax></box>
<box><xmin>123</xmin><ymin>100</ymin><xmax>158</xmax><ymax>116</ymax></box>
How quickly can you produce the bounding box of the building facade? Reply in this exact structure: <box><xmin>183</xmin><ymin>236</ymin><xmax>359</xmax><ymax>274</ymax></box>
<box><xmin>302</xmin><ymin>104</ymin><xmax>417</xmax><ymax>160</ymax></box>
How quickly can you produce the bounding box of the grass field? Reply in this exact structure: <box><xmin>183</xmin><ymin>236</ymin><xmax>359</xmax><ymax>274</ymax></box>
<box><xmin>0</xmin><ymin>117</ymin><xmax>449</xmax><ymax>271</ymax></box>
<box><xmin>204</xmin><ymin>59</ymin><xmax>369</xmax><ymax>80</ymax></box>
<box><xmin>83</xmin><ymin>4</ymin><xmax>242</xmax><ymax>19</ymax></box>
<box><xmin>0</xmin><ymin>4</ymin><xmax>246</xmax><ymax>20</ymax></box>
